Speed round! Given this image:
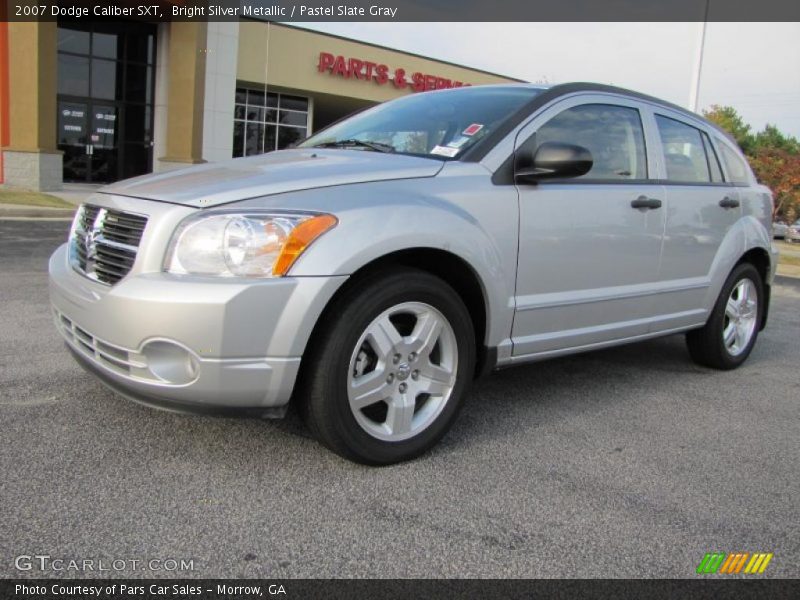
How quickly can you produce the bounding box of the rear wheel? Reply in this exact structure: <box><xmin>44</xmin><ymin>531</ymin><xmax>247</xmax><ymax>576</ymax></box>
<box><xmin>686</xmin><ymin>262</ymin><xmax>762</xmax><ymax>370</ymax></box>
<box><xmin>299</xmin><ymin>268</ymin><xmax>475</xmax><ymax>465</ymax></box>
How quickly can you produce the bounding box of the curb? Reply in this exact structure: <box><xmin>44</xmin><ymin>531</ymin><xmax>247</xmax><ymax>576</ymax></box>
<box><xmin>0</xmin><ymin>204</ymin><xmax>76</xmax><ymax>219</ymax></box>
<box><xmin>775</xmin><ymin>275</ymin><xmax>800</xmax><ymax>287</ymax></box>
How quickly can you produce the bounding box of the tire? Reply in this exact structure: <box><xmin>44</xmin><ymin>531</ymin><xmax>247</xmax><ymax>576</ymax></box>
<box><xmin>297</xmin><ymin>268</ymin><xmax>476</xmax><ymax>465</ymax></box>
<box><xmin>686</xmin><ymin>262</ymin><xmax>763</xmax><ymax>370</ymax></box>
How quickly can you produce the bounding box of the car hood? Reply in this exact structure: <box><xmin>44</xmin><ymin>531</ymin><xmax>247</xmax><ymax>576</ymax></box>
<box><xmin>100</xmin><ymin>149</ymin><xmax>445</xmax><ymax>207</ymax></box>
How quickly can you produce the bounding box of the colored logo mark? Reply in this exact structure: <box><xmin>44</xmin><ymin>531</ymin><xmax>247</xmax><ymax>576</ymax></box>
<box><xmin>696</xmin><ymin>552</ymin><xmax>773</xmax><ymax>574</ymax></box>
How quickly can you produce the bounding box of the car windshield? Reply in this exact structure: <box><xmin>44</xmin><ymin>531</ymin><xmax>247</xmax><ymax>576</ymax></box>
<box><xmin>300</xmin><ymin>86</ymin><xmax>542</xmax><ymax>159</ymax></box>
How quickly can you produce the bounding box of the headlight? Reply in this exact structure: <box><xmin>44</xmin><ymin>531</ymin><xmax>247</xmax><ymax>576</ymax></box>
<box><xmin>165</xmin><ymin>212</ymin><xmax>337</xmax><ymax>277</ymax></box>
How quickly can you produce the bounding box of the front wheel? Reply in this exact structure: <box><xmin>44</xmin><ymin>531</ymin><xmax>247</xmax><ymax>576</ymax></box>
<box><xmin>686</xmin><ymin>262</ymin><xmax>763</xmax><ymax>370</ymax></box>
<box><xmin>299</xmin><ymin>268</ymin><xmax>475</xmax><ymax>465</ymax></box>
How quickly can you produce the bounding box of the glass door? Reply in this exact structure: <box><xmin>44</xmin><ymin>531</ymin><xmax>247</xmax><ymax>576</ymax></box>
<box><xmin>57</xmin><ymin>100</ymin><xmax>120</xmax><ymax>183</ymax></box>
<box><xmin>58</xmin><ymin>101</ymin><xmax>90</xmax><ymax>183</ymax></box>
<box><xmin>89</xmin><ymin>103</ymin><xmax>119</xmax><ymax>183</ymax></box>
<box><xmin>57</xmin><ymin>22</ymin><xmax>156</xmax><ymax>184</ymax></box>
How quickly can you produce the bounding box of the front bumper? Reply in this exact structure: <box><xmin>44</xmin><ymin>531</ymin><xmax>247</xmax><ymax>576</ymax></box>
<box><xmin>49</xmin><ymin>243</ymin><xmax>346</xmax><ymax>414</ymax></box>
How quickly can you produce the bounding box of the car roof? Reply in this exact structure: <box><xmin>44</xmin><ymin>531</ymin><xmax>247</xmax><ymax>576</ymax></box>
<box><xmin>477</xmin><ymin>82</ymin><xmax>735</xmax><ymax>140</ymax></box>
<box><xmin>457</xmin><ymin>82</ymin><xmax>741</xmax><ymax>162</ymax></box>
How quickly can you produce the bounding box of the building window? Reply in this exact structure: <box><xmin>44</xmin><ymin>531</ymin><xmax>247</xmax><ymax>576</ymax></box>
<box><xmin>233</xmin><ymin>88</ymin><xmax>310</xmax><ymax>158</ymax></box>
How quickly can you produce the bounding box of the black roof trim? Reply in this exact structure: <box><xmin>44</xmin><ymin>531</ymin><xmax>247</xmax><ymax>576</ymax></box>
<box><xmin>553</xmin><ymin>82</ymin><xmax>736</xmax><ymax>140</ymax></box>
<box><xmin>461</xmin><ymin>82</ymin><xmax>738</xmax><ymax>163</ymax></box>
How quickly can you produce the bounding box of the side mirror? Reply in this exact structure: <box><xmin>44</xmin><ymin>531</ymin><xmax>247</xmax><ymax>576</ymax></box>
<box><xmin>515</xmin><ymin>142</ymin><xmax>593</xmax><ymax>183</ymax></box>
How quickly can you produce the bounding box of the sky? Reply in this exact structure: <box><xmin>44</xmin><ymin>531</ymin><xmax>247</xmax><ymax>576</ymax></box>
<box><xmin>298</xmin><ymin>22</ymin><xmax>800</xmax><ymax>139</ymax></box>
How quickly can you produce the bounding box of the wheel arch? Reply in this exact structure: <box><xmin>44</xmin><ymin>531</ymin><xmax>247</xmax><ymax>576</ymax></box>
<box><xmin>735</xmin><ymin>246</ymin><xmax>772</xmax><ymax>330</ymax></box>
<box><xmin>300</xmin><ymin>247</ymin><xmax>494</xmax><ymax>380</ymax></box>
<box><xmin>708</xmin><ymin>214</ymin><xmax>774</xmax><ymax>331</ymax></box>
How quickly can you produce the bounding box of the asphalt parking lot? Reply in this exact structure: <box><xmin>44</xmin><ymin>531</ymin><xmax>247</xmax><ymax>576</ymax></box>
<box><xmin>1</xmin><ymin>219</ymin><xmax>798</xmax><ymax>579</ymax></box>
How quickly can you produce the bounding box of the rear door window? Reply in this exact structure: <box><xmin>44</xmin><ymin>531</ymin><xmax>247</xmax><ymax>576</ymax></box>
<box><xmin>655</xmin><ymin>115</ymin><xmax>713</xmax><ymax>183</ymax></box>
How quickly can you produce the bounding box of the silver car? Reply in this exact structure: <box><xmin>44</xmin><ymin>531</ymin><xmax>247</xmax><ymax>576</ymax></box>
<box><xmin>49</xmin><ymin>83</ymin><xmax>778</xmax><ymax>464</ymax></box>
<box><xmin>774</xmin><ymin>219</ymin><xmax>800</xmax><ymax>242</ymax></box>
<box><xmin>787</xmin><ymin>220</ymin><xmax>800</xmax><ymax>243</ymax></box>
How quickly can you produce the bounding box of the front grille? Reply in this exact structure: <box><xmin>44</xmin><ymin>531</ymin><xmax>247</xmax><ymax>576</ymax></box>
<box><xmin>54</xmin><ymin>309</ymin><xmax>148</xmax><ymax>378</ymax></box>
<box><xmin>69</xmin><ymin>204</ymin><xmax>147</xmax><ymax>285</ymax></box>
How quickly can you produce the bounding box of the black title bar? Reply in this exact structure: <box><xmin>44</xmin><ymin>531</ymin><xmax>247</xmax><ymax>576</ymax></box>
<box><xmin>3</xmin><ymin>579</ymin><xmax>800</xmax><ymax>600</ymax></box>
<box><xmin>4</xmin><ymin>0</ymin><xmax>800</xmax><ymax>22</ymax></box>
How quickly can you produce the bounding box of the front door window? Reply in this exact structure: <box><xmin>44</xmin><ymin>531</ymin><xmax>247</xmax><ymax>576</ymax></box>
<box><xmin>527</xmin><ymin>103</ymin><xmax>648</xmax><ymax>180</ymax></box>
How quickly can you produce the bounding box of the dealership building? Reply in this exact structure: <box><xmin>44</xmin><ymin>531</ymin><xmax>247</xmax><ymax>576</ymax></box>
<box><xmin>0</xmin><ymin>20</ymin><xmax>520</xmax><ymax>190</ymax></box>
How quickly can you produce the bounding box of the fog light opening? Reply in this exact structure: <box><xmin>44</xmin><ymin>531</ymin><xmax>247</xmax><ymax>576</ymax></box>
<box><xmin>141</xmin><ymin>341</ymin><xmax>199</xmax><ymax>385</ymax></box>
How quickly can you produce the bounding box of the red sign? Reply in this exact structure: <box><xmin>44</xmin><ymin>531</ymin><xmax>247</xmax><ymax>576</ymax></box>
<box><xmin>317</xmin><ymin>52</ymin><xmax>471</xmax><ymax>92</ymax></box>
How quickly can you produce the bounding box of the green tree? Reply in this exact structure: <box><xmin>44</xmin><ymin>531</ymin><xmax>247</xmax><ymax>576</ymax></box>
<box><xmin>749</xmin><ymin>148</ymin><xmax>800</xmax><ymax>221</ymax></box>
<box><xmin>753</xmin><ymin>124</ymin><xmax>800</xmax><ymax>155</ymax></box>
<box><xmin>703</xmin><ymin>105</ymin><xmax>755</xmax><ymax>154</ymax></box>
<box><xmin>703</xmin><ymin>105</ymin><xmax>800</xmax><ymax>220</ymax></box>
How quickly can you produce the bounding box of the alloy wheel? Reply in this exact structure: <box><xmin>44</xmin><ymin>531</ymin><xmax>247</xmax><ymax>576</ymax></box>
<box><xmin>347</xmin><ymin>302</ymin><xmax>458</xmax><ymax>442</ymax></box>
<box><xmin>722</xmin><ymin>278</ymin><xmax>758</xmax><ymax>356</ymax></box>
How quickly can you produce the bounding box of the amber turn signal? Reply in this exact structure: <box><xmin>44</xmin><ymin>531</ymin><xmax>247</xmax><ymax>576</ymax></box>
<box><xmin>272</xmin><ymin>214</ymin><xmax>338</xmax><ymax>276</ymax></box>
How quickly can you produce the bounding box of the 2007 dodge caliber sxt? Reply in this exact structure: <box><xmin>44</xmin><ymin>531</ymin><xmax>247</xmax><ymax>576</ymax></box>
<box><xmin>50</xmin><ymin>83</ymin><xmax>779</xmax><ymax>464</ymax></box>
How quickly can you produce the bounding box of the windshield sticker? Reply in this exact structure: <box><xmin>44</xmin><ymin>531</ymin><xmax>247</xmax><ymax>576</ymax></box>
<box><xmin>446</xmin><ymin>136</ymin><xmax>471</xmax><ymax>149</ymax></box>
<box><xmin>430</xmin><ymin>145</ymin><xmax>460</xmax><ymax>157</ymax></box>
<box><xmin>462</xmin><ymin>123</ymin><xmax>484</xmax><ymax>136</ymax></box>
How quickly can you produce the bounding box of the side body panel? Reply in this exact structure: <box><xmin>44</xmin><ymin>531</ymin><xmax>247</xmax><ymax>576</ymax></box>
<box><xmin>651</xmin><ymin>181</ymin><xmax>741</xmax><ymax>331</ymax></box>
<box><xmin>510</xmin><ymin>94</ymin><xmax>667</xmax><ymax>358</ymax></box>
<box><xmin>476</xmin><ymin>90</ymin><xmax>775</xmax><ymax>367</ymax></box>
<box><xmin>648</xmin><ymin>108</ymin><xmax>776</xmax><ymax>332</ymax></box>
<box><xmin>235</xmin><ymin>164</ymin><xmax>521</xmax><ymax>358</ymax></box>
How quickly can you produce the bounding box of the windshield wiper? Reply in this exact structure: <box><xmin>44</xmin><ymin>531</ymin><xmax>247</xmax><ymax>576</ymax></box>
<box><xmin>313</xmin><ymin>139</ymin><xmax>395</xmax><ymax>153</ymax></box>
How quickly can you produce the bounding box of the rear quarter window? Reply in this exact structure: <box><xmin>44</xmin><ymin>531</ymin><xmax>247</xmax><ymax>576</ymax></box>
<box><xmin>716</xmin><ymin>140</ymin><xmax>751</xmax><ymax>184</ymax></box>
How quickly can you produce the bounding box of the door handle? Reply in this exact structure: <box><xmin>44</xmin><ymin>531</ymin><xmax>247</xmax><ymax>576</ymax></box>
<box><xmin>630</xmin><ymin>196</ymin><xmax>662</xmax><ymax>210</ymax></box>
<box><xmin>719</xmin><ymin>196</ymin><xmax>740</xmax><ymax>209</ymax></box>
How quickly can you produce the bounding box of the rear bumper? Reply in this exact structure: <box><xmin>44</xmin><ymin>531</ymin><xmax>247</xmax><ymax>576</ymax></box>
<box><xmin>49</xmin><ymin>243</ymin><xmax>346</xmax><ymax>412</ymax></box>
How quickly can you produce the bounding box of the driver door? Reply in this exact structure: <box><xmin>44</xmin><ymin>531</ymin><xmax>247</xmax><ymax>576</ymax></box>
<box><xmin>511</xmin><ymin>95</ymin><xmax>666</xmax><ymax>358</ymax></box>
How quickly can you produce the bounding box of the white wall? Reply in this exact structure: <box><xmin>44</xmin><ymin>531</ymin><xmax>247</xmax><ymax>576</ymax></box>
<box><xmin>202</xmin><ymin>22</ymin><xmax>239</xmax><ymax>163</ymax></box>
<box><xmin>152</xmin><ymin>23</ymin><xmax>170</xmax><ymax>172</ymax></box>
